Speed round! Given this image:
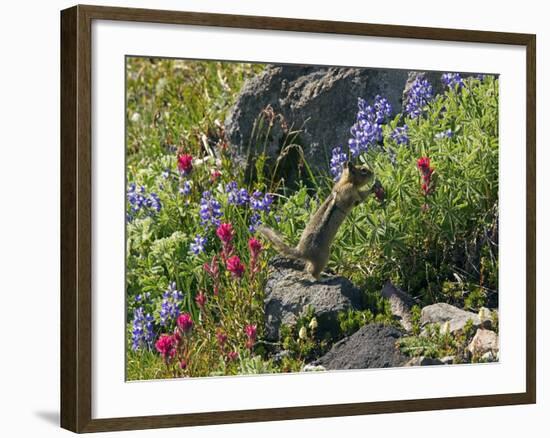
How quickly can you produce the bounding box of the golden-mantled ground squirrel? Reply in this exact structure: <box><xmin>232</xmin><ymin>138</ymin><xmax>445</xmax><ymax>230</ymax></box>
<box><xmin>258</xmin><ymin>162</ymin><xmax>376</xmax><ymax>280</ymax></box>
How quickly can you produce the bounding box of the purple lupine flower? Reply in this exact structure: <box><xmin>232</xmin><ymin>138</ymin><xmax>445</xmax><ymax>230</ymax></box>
<box><xmin>131</xmin><ymin>307</ymin><xmax>155</xmax><ymax>351</ymax></box>
<box><xmin>435</xmin><ymin>129</ymin><xmax>454</xmax><ymax>139</ymax></box>
<box><xmin>127</xmin><ymin>183</ymin><xmax>146</xmax><ymax>212</ymax></box>
<box><xmin>146</xmin><ymin>193</ymin><xmax>162</xmax><ymax>212</ymax></box>
<box><xmin>348</xmin><ymin>95</ymin><xmax>392</xmax><ymax>157</ymax></box>
<box><xmin>330</xmin><ymin>146</ymin><xmax>348</xmax><ymax>181</ymax></box>
<box><xmin>162</xmin><ymin>169</ymin><xmax>170</xmax><ymax>179</ymax></box>
<box><xmin>250</xmin><ymin>190</ymin><xmax>273</xmax><ymax>212</ymax></box>
<box><xmin>249</xmin><ymin>212</ymin><xmax>262</xmax><ymax>233</ymax></box>
<box><xmin>159</xmin><ymin>282</ymin><xmax>184</xmax><ymax>327</ymax></box>
<box><xmin>404</xmin><ymin>76</ymin><xmax>433</xmax><ymax>118</ymax></box>
<box><xmin>199</xmin><ymin>191</ymin><xmax>223</xmax><ymax>227</ymax></box>
<box><xmin>373</xmin><ymin>96</ymin><xmax>393</xmax><ymax>123</ymax></box>
<box><xmin>226</xmin><ymin>181</ymin><xmax>250</xmax><ymax>206</ymax></box>
<box><xmin>390</xmin><ymin>125</ymin><xmax>409</xmax><ymax>146</ymax></box>
<box><xmin>441</xmin><ymin>73</ymin><xmax>464</xmax><ymax>89</ymax></box>
<box><xmin>190</xmin><ymin>235</ymin><xmax>207</xmax><ymax>255</ymax></box>
<box><xmin>127</xmin><ymin>183</ymin><xmax>162</xmax><ymax>221</ymax></box>
<box><xmin>179</xmin><ymin>180</ymin><xmax>192</xmax><ymax>195</ymax></box>
<box><xmin>248</xmin><ymin>190</ymin><xmax>274</xmax><ymax>232</ymax></box>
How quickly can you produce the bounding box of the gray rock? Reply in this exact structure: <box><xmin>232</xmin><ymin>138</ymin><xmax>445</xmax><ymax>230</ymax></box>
<box><xmin>441</xmin><ymin>355</ymin><xmax>455</xmax><ymax>365</ymax></box>
<box><xmin>480</xmin><ymin>351</ymin><xmax>498</xmax><ymax>362</ymax></box>
<box><xmin>264</xmin><ymin>257</ymin><xmax>363</xmax><ymax>340</ymax></box>
<box><xmin>420</xmin><ymin>303</ymin><xmax>481</xmax><ymax>335</ymax></box>
<box><xmin>380</xmin><ymin>281</ymin><xmax>417</xmax><ymax>332</ymax></box>
<box><xmin>226</xmin><ymin>66</ymin><xmax>489</xmax><ymax>182</ymax></box>
<box><xmin>313</xmin><ymin>324</ymin><xmax>408</xmax><ymax>370</ymax></box>
<box><xmin>477</xmin><ymin>307</ymin><xmax>495</xmax><ymax>329</ymax></box>
<box><xmin>405</xmin><ymin>356</ymin><xmax>445</xmax><ymax>367</ymax></box>
<box><xmin>467</xmin><ymin>329</ymin><xmax>499</xmax><ymax>357</ymax></box>
<box><xmin>301</xmin><ymin>364</ymin><xmax>327</xmax><ymax>372</ymax></box>
<box><xmin>225</xmin><ymin>64</ymin><xmax>410</xmax><ymax>179</ymax></box>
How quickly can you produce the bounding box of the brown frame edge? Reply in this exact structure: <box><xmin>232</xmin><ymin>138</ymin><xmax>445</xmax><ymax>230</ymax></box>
<box><xmin>60</xmin><ymin>4</ymin><xmax>536</xmax><ymax>433</ymax></box>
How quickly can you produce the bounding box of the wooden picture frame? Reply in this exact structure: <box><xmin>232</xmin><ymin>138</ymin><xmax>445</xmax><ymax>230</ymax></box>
<box><xmin>60</xmin><ymin>4</ymin><xmax>536</xmax><ymax>433</ymax></box>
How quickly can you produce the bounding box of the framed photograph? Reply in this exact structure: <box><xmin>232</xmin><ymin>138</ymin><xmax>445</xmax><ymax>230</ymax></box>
<box><xmin>60</xmin><ymin>4</ymin><xmax>536</xmax><ymax>433</ymax></box>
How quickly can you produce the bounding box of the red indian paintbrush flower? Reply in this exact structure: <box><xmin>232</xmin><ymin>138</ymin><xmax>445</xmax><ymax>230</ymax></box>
<box><xmin>248</xmin><ymin>237</ymin><xmax>262</xmax><ymax>258</ymax></box>
<box><xmin>226</xmin><ymin>255</ymin><xmax>245</xmax><ymax>278</ymax></box>
<box><xmin>417</xmin><ymin>156</ymin><xmax>430</xmax><ymax>170</ymax></box>
<box><xmin>176</xmin><ymin>312</ymin><xmax>194</xmax><ymax>333</ymax></box>
<box><xmin>216</xmin><ymin>330</ymin><xmax>228</xmax><ymax>347</ymax></box>
<box><xmin>203</xmin><ymin>255</ymin><xmax>220</xmax><ymax>295</ymax></box>
<box><xmin>244</xmin><ymin>324</ymin><xmax>257</xmax><ymax>341</ymax></box>
<box><xmin>203</xmin><ymin>255</ymin><xmax>219</xmax><ymax>277</ymax></box>
<box><xmin>195</xmin><ymin>291</ymin><xmax>207</xmax><ymax>309</ymax></box>
<box><xmin>227</xmin><ymin>351</ymin><xmax>238</xmax><ymax>361</ymax></box>
<box><xmin>177</xmin><ymin>154</ymin><xmax>193</xmax><ymax>175</ymax></box>
<box><xmin>216</xmin><ymin>223</ymin><xmax>234</xmax><ymax>245</ymax></box>
<box><xmin>244</xmin><ymin>323</ymin><xmax>257</xmax><ymax>350</ymax></box>
<box><xmin>155</xmin><ymin>334</ymin><xmax>176</xmax><ymax>360</ymax></box>
<box><xmin>417</xmin><ymin>156</ymin><xmax>435</xmax><ymax>196</ymax></box>
<box><xmin>210</xmin><ymin>169</ymin><xmax>222</xmax><ymax>182</ymax></box>
<box><xmin>247</xmin><ymin>237</ymin><xmax>262</xmax><ymax>278</ymax></box>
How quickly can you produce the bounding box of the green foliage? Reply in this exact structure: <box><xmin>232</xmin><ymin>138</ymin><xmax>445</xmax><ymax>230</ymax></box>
<box><xmin>126</xmin><ymin>59</ymin><xmax>272</xmax><ymax>379</ymax></box>
<box><xmin>462</xmin><ymin>318</ymin><xmax>477</xmax><ymax>340</ymax></box>
<box><xmin>398</xmin><ymin>321</ymin><xmax>476</xmax><ymax>361</ymax></box>
<box><xmin>410</xmin><ymin>305</ymin><xmax>422</xmax><ymax>336</ymax></box>
<box><xmin>279</xmin><ymin>307</ymin><xmax>329</xmax><ymax>364</ymax></box>
<box><xmin>338</xmin><ymin>291</ymin><xmax>398</xmax><ymax>336</ymax></box>
<box><xmin>398</xmin><ymin>325</ymin><xmax>457</xmax><ymax>359</ymax></box>
<box><xmin>237</xmin><ymin>355</ymin><xmax>277</xmax><ymax>375</ymax></box>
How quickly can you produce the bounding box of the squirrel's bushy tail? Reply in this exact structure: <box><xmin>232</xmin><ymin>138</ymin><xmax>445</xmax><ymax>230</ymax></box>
<box><xmin>257</xmin><ymin>225</ymin><xmax>303</xmax><ymax>260</ymax></box>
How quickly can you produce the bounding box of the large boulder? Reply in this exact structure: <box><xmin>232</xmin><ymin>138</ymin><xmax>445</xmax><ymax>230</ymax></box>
<box><xmin>225</xmin><ymin>66</ymin><xmax>487</xmax><ymax>182</ymax></box>
<box><xmin>420</xmin><ymin>303</ymin><xmax>481</xmax><ymax>335</ymax></box>
<box><xmin>264</xmin><ymin>257</ymin><xmax>363</xmax><ymax>340</ymax></box>
<box><xmin>313</xmin><ymin>323</ymin><xmax>408</xmax><ymax>369</ymax></box>
<box><xmin>225</xmin><ymin>64</ymin><xmax>410</xmax><ymax>178</ymax></box>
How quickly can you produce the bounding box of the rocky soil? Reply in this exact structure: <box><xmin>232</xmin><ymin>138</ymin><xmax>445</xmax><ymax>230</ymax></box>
<box><xmin>263</xmin><ymin>257</ymin><xmax>499</xmax><ymax>370</ymax></box>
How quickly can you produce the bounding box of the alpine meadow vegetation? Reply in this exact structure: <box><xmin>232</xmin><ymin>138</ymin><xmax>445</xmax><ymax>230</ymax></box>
<box><xmin>126</xmin><ymin>58</ymin><xmax>498</xmax><ymax>379</ymax></box>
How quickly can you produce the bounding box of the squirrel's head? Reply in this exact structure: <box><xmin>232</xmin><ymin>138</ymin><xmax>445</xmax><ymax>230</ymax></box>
<box><xmin>342</xmin><ymin>161</ymin><xmax>374</xmax><ymax>187</ymax></box>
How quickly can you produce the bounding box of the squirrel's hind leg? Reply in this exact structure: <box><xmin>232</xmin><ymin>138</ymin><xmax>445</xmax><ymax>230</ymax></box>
<box><xmin>305</xmin><ymin>255</ymin><xmax>328</xmax><ymax>281</ymax></box>
<box><xmin>305</xmin><ymin>261</ymin><xmax>322</xmax><ymax>281</ymax></box>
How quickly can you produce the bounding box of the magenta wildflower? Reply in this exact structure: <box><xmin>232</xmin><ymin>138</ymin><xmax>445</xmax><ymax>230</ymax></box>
<box><xmin>248</xmin><ymin>238</ymin><xmax>262</xmax><ymax>258</ymax></box>
<box><xmin>417</xmin><ymin>156</ymin><xmax>435</xmax><ymax>196</ymax></box>
<box><xmin>216</xmin><ymin>223</ymin><xmax>234</xmax><ymax>245</ymax></box>
<box><xmin>176</xmin><ymin>312</ymin><xmax>194</xmax><ymax>333</ymax></box>
<box><xmin>203</xmin><ymin>255</ymin><xmax>220</xmax><ymax>295</ymax></box>
<box><xmin>216</xmin><ymin>330</ymin><xmax>228</xmax><ymax>348</ymax></box>
<box><xmin>177</xmin><ymin>154</ymin><xmax>193</xmax><ymax>175</ymax></box>
<box><xmin>244</xmin><ymin>324</ymin><xmax>257</xmax><ymax>341</ymax></box>
<box><xmin>155</xmin><ymin>334</ymin><xmax>176</xmax><ymax>361</ymax></box>
<box><xmin>226</xmin><ymin>255</ymin><xmax>245</xmax><ymax>278</ymax></box>
<box><xmin>227</xmin><ymin>351</ymin><xmax>238</xmax><ymax>361</ymax></box>
<box><xmin>195</xmin><ymin>291</ymin><xmax>207</xmax><ymax>309</ymax></box>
